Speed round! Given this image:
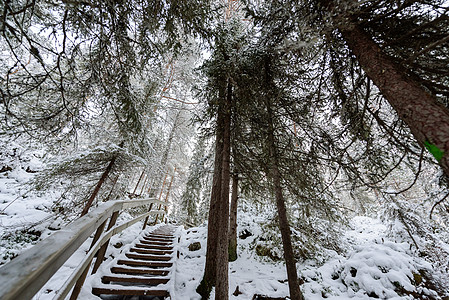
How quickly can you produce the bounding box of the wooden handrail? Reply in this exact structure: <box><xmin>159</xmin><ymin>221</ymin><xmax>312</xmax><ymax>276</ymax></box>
<box><xmin>56</xmin><ymin>209</ymin><xmax>166</xmax><ymax>300</ymax></box>
<box><xmin>0</xmin><ymin>198</ymin><xmax>167</xmax><ymax>300</ymax></box>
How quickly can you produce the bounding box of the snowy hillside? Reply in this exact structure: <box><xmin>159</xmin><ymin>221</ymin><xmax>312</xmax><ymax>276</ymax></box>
<box><xmin>0</xmin><ymin>139</ymin><xmax>63</xmax><ymax>265</ymax></box>
<box><xmin>169</xmin><ymin>212</ymin><xmax>448</xmax><ymax>300</ymax></box>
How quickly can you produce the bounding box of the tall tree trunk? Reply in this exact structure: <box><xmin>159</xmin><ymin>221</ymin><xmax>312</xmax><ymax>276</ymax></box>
<box><xmin>333</xmin><ymin>12</ymin><xmax>449</xmax><ymax>177</ymax></box>
<box><xmin>228</xmin><ymin>171</ymin><xmax>239</xmax><ymax>262</ymax></box>
<box><xmin>197</xmin><ymin>84</ymin><xmax>226</xmax><ymax>298</ymax></box>
<box><xmin>132</xmin><ymin>170</ymin><xmax>145</xmax><ymax>195</ymax></box>
<box><xmin>104</xmin><ymin>174</ymin><xmax>120</xmax><ymax>202</ymax></box>
<box><xmin>149</xmin><ymin>110</ymin><xmax>181</xmax><ymax>198</ymax></box>
<box><xmin>263</xmin><ymin>56</ymin><xmax>305</xmax><ymax>300</ymax></box>
<box><xmin>81</xmin><ymin>156</ymin><xmax>116</xmax><ymax>216</ymax></box>
<box><xmin>215</xmin><ymin>81</ymin><xmax>232</xmax><ymax>300</ymax></box>
<box><xmin>160</xmin><ymin>110</ymin><xmax>181</xmax><ymax>169</ymax></box>
<box><xmin>266</xmin><ymin>104</ymin><xmax>304</xmax><ymax>300</ymax></box>
<box><xmin>139</xmin><ymin>173</ymin><xmax>148</xmax><ymax>196</ymax></box>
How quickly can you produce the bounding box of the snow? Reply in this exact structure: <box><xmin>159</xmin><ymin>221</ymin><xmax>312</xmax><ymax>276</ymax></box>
<box><xmin>1</xmin><ymin>140</ymin><xmax>448</xmax><ymax>300</ymax></box>
<box><xmin>1</xmin><ymin>200</ymin><xmax>448</xmax><ymax>300</ymax></box>
<box><xmin>169</xmin><ymin>213</ymin><xmax>447</xmax><ymax>299</ymax></box>
<box><xmin>0</xmin><ymin>140</ymin><xmax>59</xmax><ymax>265</ymax></box>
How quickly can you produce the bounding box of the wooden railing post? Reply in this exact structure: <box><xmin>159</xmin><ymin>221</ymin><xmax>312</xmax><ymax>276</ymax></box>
<box><xmin>69</xmin><ymin>211</ymin><xmax>119</xmax><ymax>300</ymax></box>
<box><xmin>142</xmin><ymin>203</ymin><xmax>154</xmax><ymax>230</ymax></box>
<box><xmin>69</xmin><ymin>218</ymin><xmax>108</xmax><ymax>300</ymax></box>
<box><xmin>91</xmin><ymin>211</ymin><xmax>119</xmax><ymax>274</ymax></box>
<box><xmin>89</xmin><ymin>220</ymin><xmax>107</xmax><ymax>250</ymax></box>
<box><xmin>69</xmin><ymin>262</ymin><xmax>92</xmax><ymax>300</ymax></box>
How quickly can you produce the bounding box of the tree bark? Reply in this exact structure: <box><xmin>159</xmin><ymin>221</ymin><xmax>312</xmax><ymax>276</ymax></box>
<box><xmin>228</xmin><ymin>171</ymin><xmax>239</xmax><ymax>262</ymax></box>
<box><xmin>215</xmin><ymin>81</ymin><xmax>232</xmax><ymax>300</ymax></box>
<box><xmin>336</xmin><ymin>18</ymin><xmax>449</xmax><ymax>177</ymax></box>
<box><xmin>81</xmin><ymin>156</ymin><xmax>116</xmax><ymax>216</ymax></box>
<box><xmin>132</xmin><ymin>170</ymin><xmax>145</xmax><ymax>195</ymax></box>
<box><xmin>266</xmin><ymin>106</ymin><xmax>304</xmax><ymax>300</ymax></box>
<box><xmin>149</xmin><ymin>110</ymin><xmax>181</xmax><ymax>199</ymax></box>
<box><xmin>263</xmin><ymin>56</ymin><xmax>304</xmax><ymax>300</ymax></box>
<box><xmin>139</xmin><ymin>173</ymin><xmax>148</xmax><ymax>195</ymax></box>
<box><xmin>197</xmin><ymin>84</ymin><xmax>226</xmax><ymax>298</ymax></box>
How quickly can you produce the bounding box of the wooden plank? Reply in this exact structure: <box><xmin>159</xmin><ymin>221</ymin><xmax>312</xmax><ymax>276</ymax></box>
<box><xmin>111</xmin><ymin>267</ymin><xmax>169</xmax><ymax>276</ymax></box>
<box><xmin>102</xmin><ymin>276</ymin><xmax>169</xmax><ymax>285</ymax></box>
<box><xmin>92</xmin><ymin>287</ymin><xmax>169</xmax><ymax>297</ymax></box>
<box><xmin>132</xmin><ymin>246</ymin><xmax>173</xmax><ymax>255</ymax></box>
<box><xmin>122</xmin><ymin>198</ymin><xmax>167</xmax><ymax>210</ymax></box>
<box><xmin>143</xmin><ymin>236</ymin><xmax>174</xmax><ymax>242</ymax></box>
<box><xmin>146</xmin><ymin>233</ymin><xmax>174</xmax><ymax>238</ymax></box>
<box><xmin>118</xmin><ymin>260</ymin><xmax>172</xmax><ymax>268</ymax></box>
<box><xmin>125</xmin><ymin>253</ymin><xmax>171</xmax><ymax>261</ymax></box>
<box><xmin>138</xmin><ymin>241</ymin><xmax>173</xmax><ymax>250</ymax></box>
<box><xmin>140</xmin><ymin>239</ymin><xmax>173</xmax><ymax>246</ymax></box>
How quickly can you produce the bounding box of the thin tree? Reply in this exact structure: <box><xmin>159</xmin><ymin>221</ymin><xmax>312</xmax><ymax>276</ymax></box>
<box><xmin>262</xmin><ymin>55</ymin><xmax>305</xmax><ymax>300</ymax></box>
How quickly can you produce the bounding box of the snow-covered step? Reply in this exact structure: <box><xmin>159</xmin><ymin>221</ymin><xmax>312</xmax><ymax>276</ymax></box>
<box><xmin>125</xmin><ymin>252</ymin><xmax>172</xmax><ymax>261</ymax></box>
<box><xmin>101</xmin><ymin>275</ymin><xmax>170</xmax><ymax>285</ymax></box>
<box><xmin>144</xmin><ymin>235</ymin><xmax>174</xmax><ymax>241</ymax></box>
<box><xmin>146</xmin><ymin>233</ymin><xmax>174</xmax><ymax>238</ymax></box>
<box><xmin>140</xmin><ymin>238</ymin><xmax>173</xmax><ymax>246</ymax></box>
<box><xmin>132</xmin><ymin>244</ymin><xmax>173</xmax><ymax>254</ymax></box>
<box><xmin>92</xmin><ymin>287</ymin><xmax>169</xmax><ymax>297</ymax></box>
<box><xmin>110</xmin><ymin>266</ymin><xmax>170</xmax><ymax>276</ymax></box>
<box><xmin>117</xmin><ymin>259</ymin><xmax>173</xmax><ymax>268</ymax></box>
<box><xmin>138</xmin><ymin>241</ymin><xmax>173</xmax><ymax>250</ymax></box>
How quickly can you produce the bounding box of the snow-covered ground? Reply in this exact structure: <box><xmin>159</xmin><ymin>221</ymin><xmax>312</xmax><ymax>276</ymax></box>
<box><xmin>170</xmin><ymin>213</ymin><xmax>447</xmax><ymax>300</ymax></box>
<box><xmin>1</xmin><ymin>139</ymin><xmax>448</xmax><ymax>299</ymax></box>
<box><xmin>1</xmin><ymin>203</ymin><xmax>448</xmax><ymax>299</ymax></box>
<box><xmin>0</xmin><ymin>140</ymin><xmax>62</xmax><ymax>265</ymax></box>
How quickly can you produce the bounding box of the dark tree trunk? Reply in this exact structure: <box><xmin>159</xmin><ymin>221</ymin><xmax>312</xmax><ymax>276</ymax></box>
<box><xmin>228</xmin><ymin>171</ymin><xmax>239</xmax><ymax>262</ymax></box>
<box><xmin>263</xmin><ymin>56</ymin><xmax>304</xmax><ymax>300</ymax></box>
<box><xmin>139</xmin><ymin>173</ymin><xmax>148</xmax><ymax>195</ymax></box>
<box><xmin>266</xmin><ymin>105</ymin><xmax>304</xmax><ymax>300</ymax></box>
<box><xmin>132</xmin><ymin>170</ymin><xmax>145</xmax><ymax>195</ymax></box>
<box><xmin>81</xmin><ymin>156</ymin><xmax>116</xmax><ymax>216</ymax></box>
<box><xmin>104</xmin><ymin>174</ymin><xmax>120</xmax><ymax>202</ymax></box>
<box><xmin>197</xmin><ymin>85</ymin><xmax>226</xmax><ymax>298</ymax></box>
<box><xmin>215</xmin><ymin>81</ymin><xmax>232</xmax><ymax>300</ymax></box>
<box><xmin>335</xmin><ymin>17</ymin><xmax>449</xmax><ymax>177</ymax></box>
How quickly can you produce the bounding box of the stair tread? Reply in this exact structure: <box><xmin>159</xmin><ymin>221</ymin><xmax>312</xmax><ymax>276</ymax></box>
<box><xmin>111</xmin><ymin>266</ymin><xmax>170</xmax><ymax>276</ymax></box>
<box><xmin>141</xmin><ymin>238</ymin><xmax>173</xmax><ymax>245</ymax></box>
<box><xmin>126</xmin><ymin>252</ymin><xmax>172</xmax><ymax>261</ymax></box>
<box><xmin>118</xmin><ymin>259</ymin><xmax>173</xmax><ymax>267</ymax></box>
<box><xmin>103</xmin><ymin>274</ymin><xmax>169</xmax><ymax>280</ymax></box>
<box><xmin>102</xmin><ymin>275</ymin><xmax>170</xmax><ymax>284</ymax></box>
<box><xmin>144</xmin><ymin>235</ymin><xmax>174</xmax><ymax>240</ymax></box>
<box><xmin>133</xmin><ymin>245</ymin><xmax>173</xmax><ymax>253</ymax></box>
<box><xmin>138</xmin><ymin>241</ymin><xmax>173</xmax><ymax>249</ymax></box>
<box><xmin>92</xmin><ymin>287</ymin><xmax>169</xmax><ymax>296</ymax></box>
<box><xmin>91</xmin><ymin>226</ymin><xmax>175</xmax><ymax>297</ymax></box>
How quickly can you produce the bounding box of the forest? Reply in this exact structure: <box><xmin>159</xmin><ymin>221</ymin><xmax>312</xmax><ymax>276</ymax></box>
<box><xmin>1</xmin><ymin>0</ymin><xmax>449</xmax><ymax>299</ymax></box>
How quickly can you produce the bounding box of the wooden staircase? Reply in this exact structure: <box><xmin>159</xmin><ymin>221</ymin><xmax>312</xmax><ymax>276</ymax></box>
<box><xmin>91</xmin><ymin>225</ymin><xmax>176</xmax><ymax>299</ymax></box>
